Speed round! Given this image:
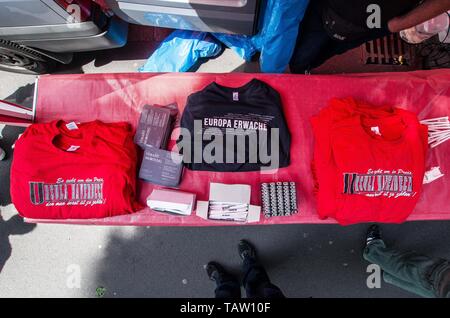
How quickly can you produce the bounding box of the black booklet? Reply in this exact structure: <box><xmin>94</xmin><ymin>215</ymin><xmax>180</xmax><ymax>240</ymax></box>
<box><xmin>134</xmin><ymin>104</ymin><xmax>174</xmax><ymax>150</ymax></box>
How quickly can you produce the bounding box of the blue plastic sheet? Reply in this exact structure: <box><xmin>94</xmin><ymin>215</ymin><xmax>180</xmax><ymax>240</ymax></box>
<box><xmin>213</xmin><ymin>0</ymin><xmax>310</xmax><ymax>73</ymax></box>
<box><xmin>212</xmin><ymin>33</ymin><xmax>255</xmax><ymax>62</ymax></box>
<box><xmin>139</xmin><ymin>30</ymin><xmax>222</xmax><ymax>73</ymax></box>
<box><xmin>257</xmin><ymin>0</ymin><xmax>310</xmax><ymax>73</ymax></box>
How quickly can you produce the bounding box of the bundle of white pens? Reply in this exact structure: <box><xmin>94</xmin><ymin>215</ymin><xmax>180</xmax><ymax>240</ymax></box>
<box><xmin>420</xmin><ymin>116</ymin><xmax>450</xmax><ymax>148</ymax></box>
<box><xmin>208</xmin><ymin>201</ymin><xmax>249</xmax><ymax>222</ymax></box>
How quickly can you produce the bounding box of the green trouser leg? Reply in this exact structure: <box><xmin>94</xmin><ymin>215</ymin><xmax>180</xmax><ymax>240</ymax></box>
<box><xmin>363</xmin><ymin>240</ymin><xmax>443</xmax><ymax>298</ymax></box>
<box><xmin>382</xmin><ymin>272</ymin><xmax>435</xmax><ymax>298</ymax></box>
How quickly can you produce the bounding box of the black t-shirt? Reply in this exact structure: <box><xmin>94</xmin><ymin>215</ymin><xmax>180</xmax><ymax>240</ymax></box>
<box><xmin>323</xmin><ymin>0</ymin><xmax>423</xmax><ymax>41</ymax></box>
<box><xmin>178</xmin><ymin>79</ymin><xmax>291</xmax><ymax>172</ymax></box>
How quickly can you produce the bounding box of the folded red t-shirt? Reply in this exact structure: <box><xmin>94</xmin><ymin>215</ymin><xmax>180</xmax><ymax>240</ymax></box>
<box><xmin>11</xmin><ymin>120</ymin><xmax>141</xmax><ymax>219</ymax></box>
<box><xmin>312</xmin><ymin>98</ymin><xmax>428</xmax><ymax>225</ymax></box>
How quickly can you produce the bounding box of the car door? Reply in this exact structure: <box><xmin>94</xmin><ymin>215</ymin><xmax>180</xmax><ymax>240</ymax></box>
<box><xmin>0</xmin><ymin>0</ymin><xmax>127</xmax><ymax>74</ymax></box>
<box><xmin>107</xmin><ymin>0</ymin><xmax>261</xmax><ymax>35</ymax></box>
<box><xmin>0</xmin><ymin>0</ymin><xmax>68</xmax><ymax>27</ymax></box>
<box><xmin>0</xmin><ymin>0</ymin><xmax>104</xmax><ymax>42</ymax></box>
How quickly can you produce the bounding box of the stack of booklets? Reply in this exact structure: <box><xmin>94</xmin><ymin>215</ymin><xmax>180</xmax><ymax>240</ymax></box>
<box><xmin>134</xmin><ymin>104</ymin><xmax>174</xmax><ymax>150</ymax></box>
<box><xmin>136</xmin><ymin>104</ymin><xmax>184</xmax><ymax>187</ymax></box>
<box><xmin>139</xmin><ymin>146</ymin><xmax>184</xmax><ymax>187</ymax></box>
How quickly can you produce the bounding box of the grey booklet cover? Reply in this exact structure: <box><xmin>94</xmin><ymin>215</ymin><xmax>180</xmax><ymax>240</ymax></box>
<box><xmin>139</xmin><ymin>146</ymin><xmax>184</xmax><ymax>187</ymax></box>
<box><xmin>135</xmin><ymin>105</ymin><xmax>172</xmax><ymax>150</ymax></box>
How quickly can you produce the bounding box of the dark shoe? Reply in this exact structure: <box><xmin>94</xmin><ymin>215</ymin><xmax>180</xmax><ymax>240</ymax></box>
<box><xmin>206</xmin><ymin>261</ymin><xmax>227</xmax><ymax>282</ymax></box>
<box><xmin>238</xmin><ymin>239</ymin><xmax>257</xmax><ymax>262</ymax></box>
<box><xmin>366</xmin><ymin>224</ymin><xmax>382</xmax><ymax>247</ymax></box>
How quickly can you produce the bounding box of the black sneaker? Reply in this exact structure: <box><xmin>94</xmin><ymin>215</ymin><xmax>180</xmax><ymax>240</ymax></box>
<box><xmin>238</xmin><ymin>239</ymin><xmax>257</xmax><ymax>262</ymax></box>
<box><xmin>206</xmin><ymin>261</ymin><xmax>227</xmax><ymax>282</ymax></box>
<box><xmin>366</xmin><ymin>224</ymin><xmax>382</xmax><ymax>247</ymax></box>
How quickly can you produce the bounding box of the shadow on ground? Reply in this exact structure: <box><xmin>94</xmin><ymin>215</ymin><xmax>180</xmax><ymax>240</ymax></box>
<box><xmin>53</xmin><ymin>41</ymin><xmax>159</xmax><ymax>74</ymax></box>
<box><xmin>0</xmin><ymin>125</ymin><xmax>25</xmax><ymax>206</ymax></box>
<box><xmin>92</xmin><ymin>221</ymin><xmax>450</xmax><ymax>298</ymax></box>
<box><xmin>0</xmin><ymin>214</ymin><xmax>36</xmax><ymax>273</ymax></box>
<box><xmin>0</xmin><ymin>102</ymin><xmax>34</xmax><ymax>273</ymax></box>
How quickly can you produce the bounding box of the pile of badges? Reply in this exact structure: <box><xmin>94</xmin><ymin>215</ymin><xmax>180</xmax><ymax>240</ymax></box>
<box><xmin>261</xmin><ymin>182</ymin><xmax>298</xmax><ymax>218</ymax></box>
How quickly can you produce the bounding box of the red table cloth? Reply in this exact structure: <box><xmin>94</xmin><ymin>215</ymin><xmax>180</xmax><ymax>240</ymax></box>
<box><xmin>27</xmin><ymin>70</ymin><xmax>450</xmax><ymax>226</ymax></box>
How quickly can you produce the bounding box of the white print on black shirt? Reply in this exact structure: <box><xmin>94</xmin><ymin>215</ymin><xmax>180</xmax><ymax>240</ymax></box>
<box><xmin>203</xmin><ymin>118</ymin><xmax>268</xmax><ymax>131</ymax></box>
<box><xmin>343</xmin><ymin>169</ymin><xmax>415</xmax><ymax>198</ymax></box>
<box><xmin>202</xmin><ymin>113</ymin><xmax>273</xmax><ymax>132</ymax></box>
<box><xmin>177</xmin><ymin>119</ymin><xmax>280</xmax><ymax>171</ymax></box>
<box><xmin>29</xmin><ymin>178</ymin><xmax>106</xmax><ymax>207</ymax></box>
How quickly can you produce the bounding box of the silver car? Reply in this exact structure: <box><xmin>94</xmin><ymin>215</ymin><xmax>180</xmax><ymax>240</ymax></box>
<box><xmin>0</xmin><ymin>0</ymin><xmax>260</xmax><ymax>74</ymax></box>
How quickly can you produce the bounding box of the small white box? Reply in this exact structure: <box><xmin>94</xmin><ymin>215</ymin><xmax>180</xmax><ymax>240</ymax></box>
<box><xmin>147</xmin><ymin>189</ymin><xmax>196</xmax><ymax>216</ymax></box>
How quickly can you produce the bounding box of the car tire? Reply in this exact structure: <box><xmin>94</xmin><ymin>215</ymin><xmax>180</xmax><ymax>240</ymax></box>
<box><xmin>0</xmin><ymin>40</ymin><xmax>56</xmax><ymax>74</ymax></box>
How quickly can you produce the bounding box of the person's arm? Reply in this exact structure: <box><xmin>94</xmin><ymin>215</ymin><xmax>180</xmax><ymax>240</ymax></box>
<box><xmin>388</xmin><ymin>0</ymin><xmax>450</xmax><ymax>33</ymax></box>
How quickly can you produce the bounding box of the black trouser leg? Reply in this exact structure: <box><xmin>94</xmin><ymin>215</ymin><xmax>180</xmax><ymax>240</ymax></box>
<box><xmin>242</xmin><ymin>259</ymin><xmax>285</xmax><ymax>299</ymax></box>
<box><xmin>289</xmin><ymin>0</ymin><xmax>333</xmax><ymax>73</ymax></box>
<box><xmin>290</xmin><ymin>0</ymin><xmax>391</xmax><ymax>73</ymax></box>
<box><xmin>214</xmin><ymin>274</ymin><xmax>242</xmax><ymax>298</ymax></box>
